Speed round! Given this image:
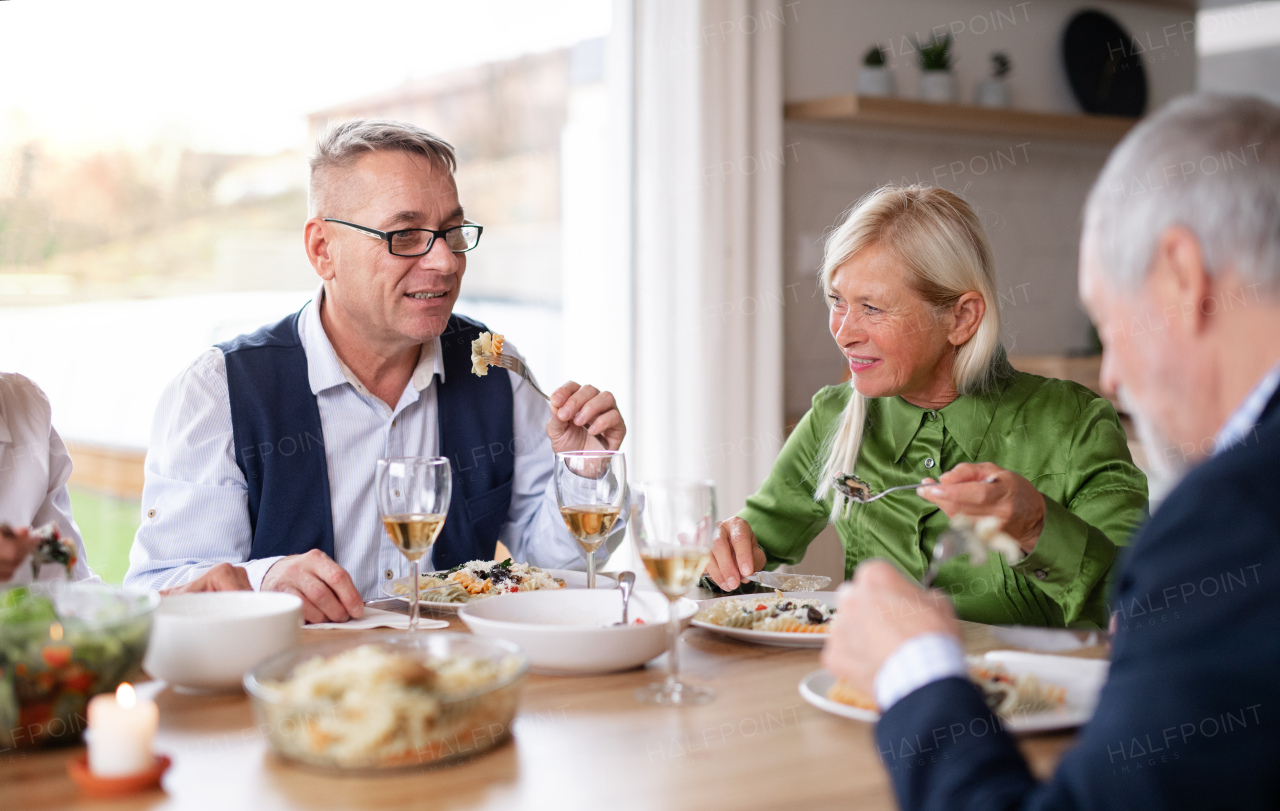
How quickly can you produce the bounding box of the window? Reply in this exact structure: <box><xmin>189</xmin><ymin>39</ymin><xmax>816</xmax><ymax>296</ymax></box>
<box><xmin>0</xmin><ymin>0</ymin><xmax>619</xmax><ymax>582</ymax></box>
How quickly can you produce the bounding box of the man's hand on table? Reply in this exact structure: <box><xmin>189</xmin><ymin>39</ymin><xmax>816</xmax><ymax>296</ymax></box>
<box><xmin>547</xmin><ymin>382</ymin><xmax>626</xmax><ymax>452</ymax></box>
<box><xmin>706</xmin><ymin>517</ymin><xmax>767</xmax><ymax>590</ymax></box>
<box><xmin>262</xmin><ymin>549</ymin><xmax>364</xmax><ymax>624</ymax></box>
<box><xmin>917</xmin><ymin>461</ymin><xmax>1047</xmax><ymax>554</ymax></box>
<box><xmin>159</xmin><ymin>562</ymin><xmax>252</xmax><ymax>596</ymax></box>
<box><xmin>822</xmin><ymin>560</ymin><xmax>960</xmax><ymax>697</ymax></box>
<box><xmin>0</xmin><ymin>526</ymin><xmax>36</xmax><ymax>582</ymax></box>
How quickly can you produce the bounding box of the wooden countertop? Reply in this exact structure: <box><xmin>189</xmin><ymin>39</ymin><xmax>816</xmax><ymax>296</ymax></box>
<box><xmin>6</xmin><ymin>615</ymin><xmax>1106</xmax><ymax>811</ymax></box>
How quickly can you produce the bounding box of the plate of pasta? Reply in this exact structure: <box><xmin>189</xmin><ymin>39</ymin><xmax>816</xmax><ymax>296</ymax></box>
<box><xmin>799</xmin><ymin>650</ymin><xmax>1109</xmax><ymax>732</ymax></box>
<box><xmin>691</xmin><ymin>591</ymin><xmax>837</xmax><ymax>648</ymax></box>
<box><xmin>380</xmin><ymin>559</ymin><xmax>615</xmax><ymax>613</ymax></box>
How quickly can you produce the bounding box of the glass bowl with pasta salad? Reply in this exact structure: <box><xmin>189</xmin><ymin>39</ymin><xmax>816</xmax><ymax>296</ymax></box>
<box><xmin>243</xmin><ymin>633</ymin><xmax>527</xmax><ymax>771</ymax></box>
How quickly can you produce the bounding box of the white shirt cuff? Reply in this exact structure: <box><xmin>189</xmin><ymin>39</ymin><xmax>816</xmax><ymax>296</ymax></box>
<box><xmin>874</xmin><ymin>632</ymin><xmax>967</xmax><ymax>712</ymax></box>
<box><xmin>241</xmin><ymin>556</ymin><xmax>284</xmax><ymax>591</ymax></box>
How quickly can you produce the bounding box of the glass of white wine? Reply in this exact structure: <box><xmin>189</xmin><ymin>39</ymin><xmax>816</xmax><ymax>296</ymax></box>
<box><xmin>376</xmin><ymin>456</ymin><xmax>452</xmax><ymax>633</ymax></box>
<box><xmin>554</xmin><ymin>451</ymin><xmax>626</xmax><ymax>590</ymax></box>
<box><xmin>631</xmin><ymin>480</ymin><xmax>716</xmax><ymax>706</ymax></box>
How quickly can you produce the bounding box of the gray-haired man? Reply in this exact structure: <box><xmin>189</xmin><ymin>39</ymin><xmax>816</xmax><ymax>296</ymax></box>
<box><xmin>126</xmin><ymin>120</ymin><xmax>626</xmax><ymax>623</ymax></box>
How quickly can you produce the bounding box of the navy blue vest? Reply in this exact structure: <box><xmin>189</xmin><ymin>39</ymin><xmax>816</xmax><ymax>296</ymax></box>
<box><xmin>217</xmin><ymin>310</ymin><xmax>515</xmax><ymax>570</ymax></box>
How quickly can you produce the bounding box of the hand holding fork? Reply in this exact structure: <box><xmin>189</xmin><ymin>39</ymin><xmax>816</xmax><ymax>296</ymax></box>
<box><xmin>477</xmin><ymin>347</ymin><xmax>626</xmax><ymax>452</ymax></box>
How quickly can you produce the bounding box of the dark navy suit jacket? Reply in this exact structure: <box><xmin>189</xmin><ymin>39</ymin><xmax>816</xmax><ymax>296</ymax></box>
<box><xmin>876</xmin><ymin>390</ymin><xmax>1280</xmax><ymax>810</ymax></box>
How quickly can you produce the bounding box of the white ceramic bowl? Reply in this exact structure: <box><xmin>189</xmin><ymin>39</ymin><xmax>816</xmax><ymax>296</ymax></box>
<box><xmin>143</xmin><ymin>592</ymin><xmax>303</xmax><ymax>692</ymax></box>
<box><xmin>458</xmin><ymin>589</ymin><xmax>697</xmax><ymax>675</ymax></box>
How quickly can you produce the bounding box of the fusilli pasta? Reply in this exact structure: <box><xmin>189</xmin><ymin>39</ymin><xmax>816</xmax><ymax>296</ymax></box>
<box><xmin>695</xmin><ymin>592</ymin><xmax>836</xmax><ymax>633</ymax></box>
<box><xmin>402</xmin><ymin>559</ymin><xmax>566</xmax><ymax>604</ymax></box>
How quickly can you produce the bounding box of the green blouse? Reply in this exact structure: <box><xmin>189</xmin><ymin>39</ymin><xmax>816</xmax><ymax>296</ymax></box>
<box><xmin>740</xmin><ymin>369</ymin><xmax>1148</xmax><ymax>629</ymax></box>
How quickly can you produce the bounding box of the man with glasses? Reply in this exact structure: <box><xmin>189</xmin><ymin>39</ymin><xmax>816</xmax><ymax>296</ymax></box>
<box><xmin>125</xmin><ymin>120</ymin><xmax>626</xmax><ymax>623</ymax></box>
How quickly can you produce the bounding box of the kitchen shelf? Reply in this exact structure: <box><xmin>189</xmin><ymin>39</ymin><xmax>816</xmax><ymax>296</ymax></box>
<box><xmin>784</xmin><ymin>94</ymin><xmax>1137</xmax><ymax>145</ymax></box>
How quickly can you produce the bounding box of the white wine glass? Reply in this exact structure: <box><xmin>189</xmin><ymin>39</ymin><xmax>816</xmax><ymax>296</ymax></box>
<box><xmin>632</xmin><ymin>480</ymin><xmax>716</xmax><ymax>706</ymax></box>
<box><xmin>376</xmin><ymin>456</ymin><xmax>452</xmax><ymax>633</ymax></box>
<box><xmin>554</xmin><ymin>451</ymin><xmax>626</xmax><ymax>590</ymax></box>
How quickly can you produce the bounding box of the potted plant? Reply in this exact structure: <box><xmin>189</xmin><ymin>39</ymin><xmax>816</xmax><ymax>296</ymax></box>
<box><xmin>975</xmin><ymin>52</ymin><xmax>1012</xmax><ymax>108</ymax></box>
<box><xmin>915</xmin><ymin>33</ymin><xmax>957</xmax><ymax>103</ymax></box>
<box><xmin>857</xmin><ymin>44</ymin><xmax>895</xmax><ymax>97</ymax></box>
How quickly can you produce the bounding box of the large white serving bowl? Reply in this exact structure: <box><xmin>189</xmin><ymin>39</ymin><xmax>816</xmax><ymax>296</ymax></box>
<box><xmin>143</xmin><ymin>591</ymin><xmax>303</xmax><ymax>692</ymax></box>
<box><xmin>459</xmin><ymin>589</ymin><xmax>697</xmax><ymax>675</ymax></box>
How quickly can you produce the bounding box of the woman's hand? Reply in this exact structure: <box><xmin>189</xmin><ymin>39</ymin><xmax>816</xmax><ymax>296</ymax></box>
<box><xmin>917</xmin><ymin>462</ymin><xmax>1046</xmax><ymax>554</ymax></box>
<box><xmin>706</xmin><ymin>517</ymin><xmax>767</xmax><ymax>590</ymax></box>
<box><xmin>0</xmin><ymin>526</ymin><xmax>36</xmax><ymax>582</ymax></box>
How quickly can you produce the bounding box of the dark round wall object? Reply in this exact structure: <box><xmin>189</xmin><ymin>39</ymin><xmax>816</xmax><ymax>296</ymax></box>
<box><xmin>1062</xmin><ymin>10</ymin><xmax>1148</xmax><ymax>117</ymax></box>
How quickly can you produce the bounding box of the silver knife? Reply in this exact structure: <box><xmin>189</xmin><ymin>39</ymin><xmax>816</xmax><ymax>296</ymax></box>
<box><xmin>741</xmin><ymin>571</ymin><xmax>833</xmax><ymax>591</ymax></box>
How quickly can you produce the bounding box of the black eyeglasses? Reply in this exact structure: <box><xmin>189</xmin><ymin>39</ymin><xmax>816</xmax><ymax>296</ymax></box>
<box><xmin>323</xmin><ymin>218</ymin><xmax>484</xmax><ymax>257</ymax></box>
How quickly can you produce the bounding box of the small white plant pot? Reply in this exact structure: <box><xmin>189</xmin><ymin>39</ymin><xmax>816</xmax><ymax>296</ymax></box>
<box><xmin>975</xmin><ymin>78</ymin><xmax>1012</xmax><ymax>108</ymax></box>
<box><xmin>919</xmin><ymin>71</ymin><xmax>958</xmax><ymax>104</ymax></box>
<box><xmin>857</xmin><ymin>66</ymin><xmax>896</xmax><ymax>97</ymax></box>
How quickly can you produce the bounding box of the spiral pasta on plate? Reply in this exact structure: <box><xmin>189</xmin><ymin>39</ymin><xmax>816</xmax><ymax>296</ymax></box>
<box><xmin>968</xmin><ymin>658</ymin><xmax>1067</xmax><ymax>716</ymax></box>
<box><xmin>391</xmin><ymin>559</ymin><xmax>566</xmax><ymax>604</ymax></box>
<box><xmin>827</xmin><ymin>659</ymin><xmax>1067</xmax><ymax>719</ymax></box>
<box><xmin>694</xmin><ymin>592</ymin><xmax>836</xmax><ymax>633</ymax></box>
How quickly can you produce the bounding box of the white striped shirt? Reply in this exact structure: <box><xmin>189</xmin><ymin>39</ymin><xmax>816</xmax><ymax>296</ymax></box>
<box><xmin>125</xmin><ymin>292</ymin><xmax>616</xmax><ymax>599</ymax></box>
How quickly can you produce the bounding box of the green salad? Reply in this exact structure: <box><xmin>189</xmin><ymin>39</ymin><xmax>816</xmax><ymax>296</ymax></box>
<box><xmin>0</xmin><ymin>584</ymin><xmax>155</xmax><ymax>749</ymax></box>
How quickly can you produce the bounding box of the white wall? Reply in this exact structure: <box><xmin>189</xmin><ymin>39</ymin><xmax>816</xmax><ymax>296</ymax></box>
<box><xmin>1201</xmin><ymin>44</ymin><xmax>1280</xmax><ymax>104</ymax></box>
<box><xmin>1197</xmin><ymin>0</ymin><xmax>1280</xmax><ymax>105</ymax></box>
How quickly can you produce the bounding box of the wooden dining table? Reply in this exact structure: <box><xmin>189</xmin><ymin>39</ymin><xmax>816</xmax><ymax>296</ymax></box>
<box><xmin>6</xmin><ymin>599</ymin><xmax>1108</xmax><ymax>811</ymax></box>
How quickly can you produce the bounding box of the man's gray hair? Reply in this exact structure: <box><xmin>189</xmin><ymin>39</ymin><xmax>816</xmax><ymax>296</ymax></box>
<box><xmin>308</xmin><ymin>119</ymin><xmax>458</xmax><ymax>216</ymax></box>
<box><xmin>1082</xmin><ymin>94</ymin><xmax>1280</xmax><ymax>296</ymax></box>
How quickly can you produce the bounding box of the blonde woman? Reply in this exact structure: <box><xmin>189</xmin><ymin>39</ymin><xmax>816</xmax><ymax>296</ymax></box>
<box><xmin>706</xmin><ymin>185</ymin><xmax>1147</xmax><ymax>628</ymax></box>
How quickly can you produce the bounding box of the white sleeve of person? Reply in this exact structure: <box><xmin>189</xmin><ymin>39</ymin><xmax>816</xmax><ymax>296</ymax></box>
<box><xmin>874</xmin><ymin>632</ymin><xmax>968</xmax><ymax>711</ymax></box>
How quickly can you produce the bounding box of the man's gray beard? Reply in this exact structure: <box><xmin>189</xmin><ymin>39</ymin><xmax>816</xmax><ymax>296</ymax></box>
<box><xmin>1118</xmin><ymin>387</ymin><xmax>1191</xmax><ymax>490</ymax></box>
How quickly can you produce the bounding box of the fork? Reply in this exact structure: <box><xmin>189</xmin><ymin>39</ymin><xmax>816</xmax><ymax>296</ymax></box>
<box><xmin>920</xmin><ymin>529</ymin><xmax>964</xmax><ymax>587</ymax></box>
<box><xmin>833</xmin><ymin>472</ymin><xmax>998</xmax><ymax>504</ymax></box>
<box><xmin>482</xmin><ymin>353</ymin><xmax>551</xmax><ymax>401</ymax></box>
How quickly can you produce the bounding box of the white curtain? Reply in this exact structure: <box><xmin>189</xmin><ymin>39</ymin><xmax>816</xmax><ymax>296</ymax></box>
<box><xmin>630</xmin><ymin>0</ymin><xmax>785</xmax><ymax>518</ymax></box>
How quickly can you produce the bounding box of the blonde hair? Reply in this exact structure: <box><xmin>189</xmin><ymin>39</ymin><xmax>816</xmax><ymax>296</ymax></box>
<box><xmin>814</xmin><ymin>185</ymin><xmax>1004</xmax><ymax>519</ymax></box>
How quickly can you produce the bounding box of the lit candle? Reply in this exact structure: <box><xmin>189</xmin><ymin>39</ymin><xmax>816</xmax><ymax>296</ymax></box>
<box><xmin>86</xmin><ymin>683</ymin><xmax>158</xmax><ymax>776</ymax></box>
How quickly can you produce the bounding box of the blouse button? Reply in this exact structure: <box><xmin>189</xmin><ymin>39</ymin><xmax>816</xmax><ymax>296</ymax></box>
<box><xmin>394</xmin><ymin>489</ymin><xmax>401</xmax><ymax>498</ymax></box>
<box><xmin>146</xmin><ymin>509</ymin><xmax>156</xmax><ymax>518</ymax></box>
<box><xmin>1034</xmin><ymin>569</ymin><xmax>1049</xmax><ymax>580</ymax></box>
<box><xmin>385</xmin><ymin>569</ymin><xmax>394</xmax><ymax>580</ymax></box>
<box><xmin>924</xmin><ymin>457</ymin><xmax>935</xmax><ymax>469</ymax></box>
<box><xmin>926</xmin><ymin>411</ymin><xmax>938</xmax><ymax>420</ymax></box>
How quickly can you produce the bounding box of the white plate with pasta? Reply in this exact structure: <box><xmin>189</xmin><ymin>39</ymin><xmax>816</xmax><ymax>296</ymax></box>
<box><xmin>690</xmin><ymin>591</ymin><xmax>838</xmax><ymax>648</ymax></box>
<box><xmin>380</xmin><ymin>560</ymin><xmax>615</xmax><ymax>613</ymax></box>
<box><xmin>799</xmin><ymin>650</ymin><xmax>1110</xmax><ymax>733</ymax></box>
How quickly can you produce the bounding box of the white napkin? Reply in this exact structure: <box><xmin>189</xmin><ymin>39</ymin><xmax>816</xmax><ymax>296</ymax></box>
<box><xmin>306</xmin><ymin>606</ymin><xmax>449</xmax><ymax>631</ymax></box>
<box><xmin>989</xmin><ymin>625</ymin><xmax>1100</xmax><ymax>653</ymax></box>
